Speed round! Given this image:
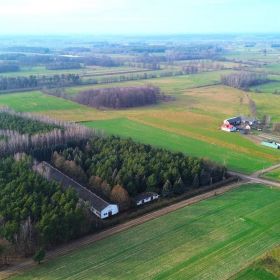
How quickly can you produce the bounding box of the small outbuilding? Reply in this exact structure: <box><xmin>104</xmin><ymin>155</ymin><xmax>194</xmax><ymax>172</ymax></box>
<box><xmin>134</xmin><ymin>192</ymin><xmax>159</xmax><ymax>206</ymax></box>
<box><xmin>261</xmin><ymin>141</ymin><xmax>280</xmax><ymax>149</ymax></box>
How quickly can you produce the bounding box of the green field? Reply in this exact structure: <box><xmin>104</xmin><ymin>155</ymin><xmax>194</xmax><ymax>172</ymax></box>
<box><xmin>11</xmin><ymin>184</ymin><xmax>280</xmax><ymax>280</ymax></box>
<box><xmin>263</xmin><ymin>168</ymin><xmax>280</xmax><ymax>182</ymax></box>
<box><xmin>0</xmin><ymin>91</ymin><xmax>82</xmax><ymax>112</ymax></box>
<box><xmin>251</xmin><ymin>81</ymin><xmax>280</xmax><ymax>94</ymax></box>
<box><xmin>65</xmin><ymin>70</ymin><xmax>228</xmax><ymax>95</ymax></box>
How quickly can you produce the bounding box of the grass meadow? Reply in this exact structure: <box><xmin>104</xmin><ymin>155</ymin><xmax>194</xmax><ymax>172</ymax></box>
<box><xmin>10</xmin><ymin>184</ymin><xmax>280</xmax><ymax>280</ymax></box>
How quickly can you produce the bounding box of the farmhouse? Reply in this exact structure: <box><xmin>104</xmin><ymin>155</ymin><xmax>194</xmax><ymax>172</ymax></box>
<box><xmin>221</xmin><ymin>116</ymin><xmax>257</xmax><ymax>133</ymax></box>
<box><xmin>134</xmin><ymin>192</ymin><xmax>159</xmax><ymax>206</ymax></box>
<box><xmin>34</xmin><ymin>162</ymin><xmax>119</xmax><ymax>219</ymax></box>
<box><xmin>223</xmin><ymin>116</ymin><xmax>242</xmax><ymax>126</ymax></box>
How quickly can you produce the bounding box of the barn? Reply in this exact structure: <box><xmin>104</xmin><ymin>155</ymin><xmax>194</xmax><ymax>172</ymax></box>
<box><xmin>34</xmin><ymin>162</ymin><xmax>119</xmax><ymax>219</ymax></box>
<box><xmin>135</xmin><ymin>192</ymin><xmax>159</xmax><ymax>206</ymax></box>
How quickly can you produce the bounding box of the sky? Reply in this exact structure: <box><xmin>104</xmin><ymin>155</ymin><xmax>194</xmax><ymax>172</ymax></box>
<box><xmin>0</xmin><ymin>0</ymin><xmax>279</xmax><ymax>35</ymax></box>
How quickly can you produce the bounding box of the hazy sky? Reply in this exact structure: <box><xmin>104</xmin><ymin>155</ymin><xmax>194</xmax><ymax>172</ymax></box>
<box><xmin>0</xmin><ymin>0</ymin><xmax>279</xmax><ymax>35</ymax></box>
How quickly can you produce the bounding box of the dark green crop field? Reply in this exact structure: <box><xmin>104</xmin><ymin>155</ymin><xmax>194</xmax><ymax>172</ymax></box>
<box><xmin>11</xmin><ymin>184</ymin><xmax>280</xmax><ymax>280</ymax></box>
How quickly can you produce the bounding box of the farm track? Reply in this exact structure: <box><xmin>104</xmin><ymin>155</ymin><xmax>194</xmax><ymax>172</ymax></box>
<box><xmin>252</xmin><ymin>163</ymin><xmax>280</xmax><ymax>178</ymax></box>
<box><xmin>0</xmin><ymin>180</ymin><xmax>246</xmax><ymax>280</ymax></box>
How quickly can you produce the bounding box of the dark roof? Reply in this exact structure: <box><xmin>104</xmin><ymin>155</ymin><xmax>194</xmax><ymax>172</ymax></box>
<box><xmin>226</xmin><ymin>116</ymin><xmax>241</xmax><ymax>123</ymax></box>
<box><xmin>41</xmin><ymin>162</ymin><xmax>112</xmax><ymax>212</ymax></box>
<box><xmin>134</xmin><ymin>192</ymin><xmax>159</xmax><ymax>202</ymax></box>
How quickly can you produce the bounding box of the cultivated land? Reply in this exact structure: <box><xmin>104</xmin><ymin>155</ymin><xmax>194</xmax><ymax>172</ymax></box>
<box><xmin>9</xmin><ymin>184</ymin><xmax>280</xmax><ymax>280</ymax></box>
<box><xmin>0</xmin><ymin>73</ymin><xmax>279</xmax><ymax>173</ymax></box>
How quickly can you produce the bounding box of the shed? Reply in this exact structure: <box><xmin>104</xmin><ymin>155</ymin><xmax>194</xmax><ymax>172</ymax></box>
<box><xmin>34</xmin><ymin>162</ymin><xmax>119</xmax><ymax>219</ymax></box>
<box><xmin>134</xmin><ymin>192</ymin><xmax>159</xmax><ymax>206</ymax></box>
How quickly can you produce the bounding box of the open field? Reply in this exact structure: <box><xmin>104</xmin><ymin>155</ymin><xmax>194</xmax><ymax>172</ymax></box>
<box><xmin>249</xmin><ymin>92</ymin><xmax>280</xmax><ymax>122</ymax></box>
<box><xmin>64</xmin><ymin>70</ymin><xmax>230</xmax><ymax>95</ymax></box>
<box><xmin>10</xmin><ymin>184</ymin><xmax>280</xmax><ymax>280</ymax></box>
<box><xmin>251</xmin><ymin>81</ymin><xmax>280</xmax><ymax>94</ymax></box>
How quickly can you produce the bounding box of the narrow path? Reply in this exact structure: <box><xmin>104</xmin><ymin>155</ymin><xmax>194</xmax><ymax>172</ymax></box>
<box><xmin>229</xmin><ymin>171</ymin><xmax>280</xmax><ymax>188</ymax></box>
<box><xmin>0</xmin><ymin>180</ymin><xmax>244</xmax><ymax>280</ymax></box>
<box><xmin>251</xmin><ymin>163</ymin><xmax>280</xmax><ymax>178</ymax></box>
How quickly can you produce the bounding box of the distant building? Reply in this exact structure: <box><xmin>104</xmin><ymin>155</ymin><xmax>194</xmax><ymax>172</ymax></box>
<box><xmin>134</xmin><ymin>192</ymin><xmax>159</xmax><ymax>206</ymax></box>
<box><xmin>261</xmin><ymin>141</ymin><xmax>280</xmax><ymax>149</ymax></box>
<box><xmin>221</xmin><ymin>124</ymin><xmax>237</xmax><ymax>132</ymax></box>
<box><xmin>34</xmin><ymin>162</ymin><xmax>119</xmax><ymax>219</ymax></box>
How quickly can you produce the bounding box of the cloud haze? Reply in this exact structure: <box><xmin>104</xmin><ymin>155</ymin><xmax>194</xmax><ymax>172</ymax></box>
<box><xmin>0</xmin><ymin>0</ymin><xmax>279</xmax><ymax>34</ymax></box>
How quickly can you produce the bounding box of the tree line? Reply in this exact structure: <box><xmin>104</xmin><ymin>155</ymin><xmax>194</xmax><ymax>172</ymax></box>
<box><xmin>0</xmin><ymin>110</ymin><xmax>60</xmax><ymax>135</ymax></box>
<box><xmin>221</xmin><ymin>72</ymin><xmax>268</xmax><ymax>90</ymax></box>
<box><xmin>46</xmin><ymin>62</ymin><xmax>82</xmax><ymax>70</ymax></box>
<box><xmin>0</xmin><ymin>108</ymin><xmax>96</xmax><ymax>158</ymax></box>
<box><xmin>51</xmin><ymin>136</ymin><xmax>227</xmax><ymax>210</ymax></box>
<box><xmin>0</xmin><ymin>74</ymin><xmax>80</xmax><ymax>91</ymax></box>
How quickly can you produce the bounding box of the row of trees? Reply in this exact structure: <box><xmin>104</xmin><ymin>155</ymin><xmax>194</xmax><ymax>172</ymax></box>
<box><xmin>0</xmin><ymin>156</ymin><xmax>91</xmax><ymax>256</ymax></box>
<box><xmin>221</xmin><ymin>72</ymin><xmax>268</xmax><ymax>90</ymax></box>
<box><xmin>0</xmin><ymin>74</ymin><xmax>81</xmax><ymax>91</ymax></box>
<box><xmin>51</xmin><ymin>137</ymin><xmax>227</xmax><ymax>209</ymax></box>
<box><xmin>72</xmin><ymin>86</ymin><xmax>163</xmax><ymax>109</ymax></box>
<box><xmin>0</xmin><ymin>110</ymin><xmax>60</xmax><ymax>135</ymax></box>
<box><xmin>182</xmin><ymin>60</ymin><xmax>225</xmax><ymax>74</ymax></box>
<box><xmin>0</xmin><ymin>108</ymin><xmax>96</xmax><ymax>158</ymax></box>
<box><xmin>0</xmin><ymin>126</ymin><xmax>95</xmax><ymax>158</ymax></box>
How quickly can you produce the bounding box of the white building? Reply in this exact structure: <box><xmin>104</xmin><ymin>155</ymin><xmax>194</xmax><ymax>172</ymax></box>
<box><xmin>135</xmin><ymin>192</ymin><xmax>159</xmax><ymax>206</ymax></box>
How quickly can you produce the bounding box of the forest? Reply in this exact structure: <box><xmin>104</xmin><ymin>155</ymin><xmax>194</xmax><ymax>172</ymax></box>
<box><xmin>0</xmin><ymin>156</ymin><xmax>91</xmax><ymax>255</ymax></box>
<box><xmin>73</xmin><ymin>85</ymin><xmax>163</xmax><ymax>109</ymax></box>
<box><xmin>51</xmin><ymin>136</ymin><xmax>227</xmax><ymax>209</ymax></box>
<box><xmin>221</xmin><ymin>71</ymin><xmax>268</xmax><ymax>89</ymax></box>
